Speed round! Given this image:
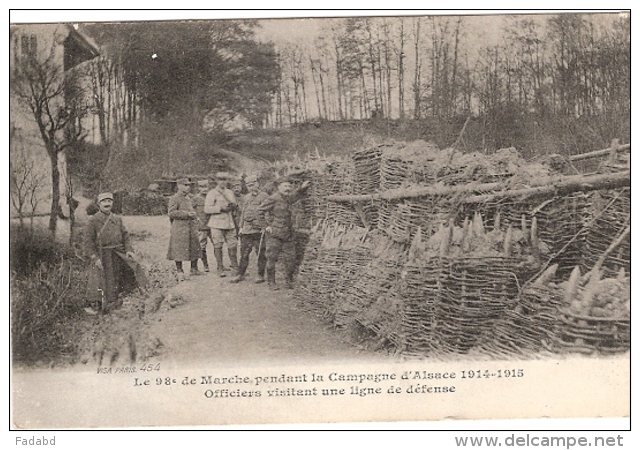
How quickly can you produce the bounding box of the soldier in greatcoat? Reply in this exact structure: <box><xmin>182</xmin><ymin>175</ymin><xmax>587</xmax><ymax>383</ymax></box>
<box><xmin>85</xmin><ymin>192</ymin><xmax>147</xmax><ymax>313</ymax></box>
<box><xmin>257</xmin><ymin>177</ymin><xmax>310</xmax><ymax>290</ymax></box>
<box><xmin>230</xmin><ymin>174</ymin><xmax>269</xmax><ymax>284</ymax></box>
<box><xmin>204</xmin><ymin>172</ymin><xmax>239</xmax><ymax>277</ymax></box>
<box><xmin>167</xmin><ymin>178</ymin><xmax>201</xmax><ymax>281</ymax></box>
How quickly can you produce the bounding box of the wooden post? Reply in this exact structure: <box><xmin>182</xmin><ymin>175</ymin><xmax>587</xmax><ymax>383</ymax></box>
<box><xmin>327</xmin><ymin>171</ymin><xmax>630</xmax><ymax>204</ymax></box>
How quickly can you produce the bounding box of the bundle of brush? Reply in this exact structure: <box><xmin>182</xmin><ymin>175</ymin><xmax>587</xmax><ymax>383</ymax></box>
<box><xmin>436</xmin><ymin>147</ymin><xmax>532</xmax><ymax>186</ymax></box>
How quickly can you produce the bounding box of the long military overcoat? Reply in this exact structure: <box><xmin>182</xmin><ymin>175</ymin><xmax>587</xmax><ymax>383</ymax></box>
<box><xmin>166</xmin><ymin>192</ymin><xmax>201</xmax><ymax>261</ymax></box>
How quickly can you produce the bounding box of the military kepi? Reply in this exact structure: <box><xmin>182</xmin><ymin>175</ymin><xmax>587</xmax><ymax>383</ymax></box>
<box><xmin>97</xmin><ymin>192</ymin><xmax>114</xmax><ymax>202</ymax></box>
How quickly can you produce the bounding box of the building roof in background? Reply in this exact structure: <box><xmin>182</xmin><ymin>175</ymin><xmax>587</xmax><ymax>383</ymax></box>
<box><xmin>65</xmin><ymin>23</ymin><xmax>100</xmax><ymax>58</ymax></box>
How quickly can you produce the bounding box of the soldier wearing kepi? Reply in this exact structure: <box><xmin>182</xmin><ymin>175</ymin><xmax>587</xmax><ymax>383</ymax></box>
<box><xmin>85</xmin><ymin>192</ymin><xmax>147</xmax><ymax>313</ymax></box>
<box><xmin>230</xmin><ymin>174</ymin><xmax>269</xmax><ymax>284</ymax></box>
<box><xmin>258</xmin><ymin>176</ymin><xmax>311</xmax><ymax>290</ymax></box>
<box><xmin>192</xmin><ymin>179</ymin><xmax>213</xmax><ymax>272</ymax></box>
<box><xmin>204</xmin><ymin>172</ymin><xmax>239</xmax><ymax>277</ymax></box>
<box><xmin>167</xmin><ymin>178</ymin><xmax>201</xmax><ymax>281</ymax></box>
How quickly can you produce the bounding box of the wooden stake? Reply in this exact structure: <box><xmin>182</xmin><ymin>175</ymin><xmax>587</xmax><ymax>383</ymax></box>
<box><xmin>327</xmin><ymin>171</ymin><xmax>629</xmax><ymax>203</ymax></box>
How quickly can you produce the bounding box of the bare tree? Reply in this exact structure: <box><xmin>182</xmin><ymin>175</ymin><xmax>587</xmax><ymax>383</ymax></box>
<box><xmin>397</xmin><ymin>18</ymin><xmax>406</xmax><ymax>119</ymax></box>
<box><xmin>10</xmin><ymin>126</ymin><xmax>45</xmax><ymax>230</ymax></box>
<box><xmin>412</xmin><ymin>17</ymin><xmax>423</xmax><ymax>119</ymax></box>
<box><xmin>10</xmin><ymin>38</ymin><xmax>89</xmax><ymax>233</ymax></box>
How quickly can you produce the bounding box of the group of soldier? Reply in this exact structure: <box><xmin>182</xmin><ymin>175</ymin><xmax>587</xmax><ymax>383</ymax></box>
<box><xmin>168</xmin><ymin>172</ymin><xmax>310</xmax><ymax>289</ymax></box>
<box><xmin>85</xmin><ymin>171</ymin><xmax>310</xmax><ymax>313</ymax></box>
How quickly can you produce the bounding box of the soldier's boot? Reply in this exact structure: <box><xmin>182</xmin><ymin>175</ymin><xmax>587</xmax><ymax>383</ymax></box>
<box><xmin>256</xmin><ymin>255</ymin><xmax>266</xmax><ymax>283</ymax></box>
<box><xmin>201</xmin><ymin>249</ymin><xmax>210</xmax><ymax>273</ymax></box>
<box><xmin>267</xmin><ymin>267</ymin><xmax>279</xmax><ymax>291</ymax></box>
<box><xmin>190</xmin><ymin>260</ymin><xmax>203</xmax><ymax>276</ymax></box>
<box><xmin>284</xmin><ymin>263</ymin><xmax>296</xmax><ymax>290</ymax></box>
<box><xmin>214</xmin><ymin>247</ymin><xmax>226</xmax><ymax>278</ymax></box>
<box><xmin>285</xmin><ymin>276</ymin><xmax>295</xmax><ymax>290</ymax></box>
<box><xmin>229</xmin><ymin>274</ymin><xmax>245</xmax><ymax>283</ymax></box>
<box><xmin>228</xmin><ymin>246</ymin><xmax>239</xmax><ymax>276</ymax></box>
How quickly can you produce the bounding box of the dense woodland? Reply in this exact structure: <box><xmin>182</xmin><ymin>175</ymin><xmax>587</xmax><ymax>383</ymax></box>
<box><xmin>82</xmin><ymin>13</ymin><xmax>629</xmax><ymax>132</ymax></box>
<box><xmin>71</xmin><ymin>13</ymin><xmax>630</xmax><ymax>191</ymax></box>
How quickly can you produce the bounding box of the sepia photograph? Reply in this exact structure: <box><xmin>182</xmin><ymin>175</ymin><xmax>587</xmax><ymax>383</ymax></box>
<box><xmin>9</xmin><ymin>10</ymin><xmax>630</xmax><ymax>436</ymax></box>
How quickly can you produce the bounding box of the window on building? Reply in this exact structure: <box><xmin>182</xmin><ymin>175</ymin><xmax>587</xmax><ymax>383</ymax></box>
<box><xmin>20</xmin><ymin>34</ymin><xmax>37</xmax><ymax>58</ymax></box>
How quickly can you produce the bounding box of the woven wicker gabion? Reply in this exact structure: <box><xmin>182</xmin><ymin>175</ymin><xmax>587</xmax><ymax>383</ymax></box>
<box><xmin>582</xmin><ymin>188</ymin><xmax>630</xmax><ymax>278</ymax></box>
<box><xmin>294</xmin><ymin>223</ymin><xmax>374</xmax><ymax>321</ymax></box>
<box><xmin>379</xmin><ymin>140</ymin><xmax>441</xmax><ymax>190</ymax></box>
<box><xmin>309</xmin><ymin>160</ymin><xmax>363</xmax><ymax>227</ymax></box>
<box><xmin>434</xmin><ymin>256</ymin><xmax>534</xmax><ymax>355</ymax></box>
<box><xmin>384</xmin><ymin>196</ymin><xmax>457</xmax><ymax>245</ymax></box>
<box><xmin>392</xmin><ymin>261</ymin><xmax>448</xmax><ymax>356</ymax></box>
<box><xmin>353</xmin><ymin>144</ymin><xmax>384</xmax><ymax>194</ymax></box>
<box><xmin>335</xmin><ymin>237</ymin><xmax>406</xmax><ymax>328</ymax></box>
<box><xmin>479</xmin><ymin>283</ymin><xmax>563</xmax><ymax>358</ymax></box>
<box><xmin>549</xmin><ymin>308</ymin><xmax>630</xmax><ymax>355</ymax></box>
<box><xmin>533</xmin><ymin>194</ymin><xmax>590</xmax><ymax>280</ymax></box>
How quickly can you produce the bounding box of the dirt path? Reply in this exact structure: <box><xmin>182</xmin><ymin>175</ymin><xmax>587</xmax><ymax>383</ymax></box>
<box><xmin>127</xmin><ymin>216</ymin><xmax>397</xmax><ymax>367</ymax></box>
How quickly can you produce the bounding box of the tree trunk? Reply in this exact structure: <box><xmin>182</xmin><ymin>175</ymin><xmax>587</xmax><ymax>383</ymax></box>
<box><xmin>412</xmin><ymin>17</ymin><xmax>421</xmax><ymax>119</ymax></box>
<box><xmin>48</xmin><ymin>149</ymin><xmax>60</xmax><ymax>233</ymax></box>
<box><xmin>398</xmin><ymin>18</ymin><xmax>405</xmax><ymax>119</ymax></box>
<box><xmin>310</xmin><ymin>60</ymin><xmax>323</xmax><ymax>120</ymax></box>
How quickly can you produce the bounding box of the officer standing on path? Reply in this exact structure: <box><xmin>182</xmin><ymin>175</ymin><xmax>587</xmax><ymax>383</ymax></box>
<box><xmin>85</xmin><ymin>192</ymin><xmax>147</xmax><ymax>313</ymax></box>
<box><xmin>167</xmin><ymin>178</ymin><xmax>201</xmax><ymax>281</ymax></box>
<box><xmin>204</xmin><ymin>172</ymin><xmax>239</xmax><ymax>277</ymax></box>
<box><xmin>230</xmin><ymin>174</ymin><xmax>269</xmax><ymax>284</ymax></box>
<box><xmin>192</xmin><ymin>179</ymin><xmax>213</xmax><ymax>272</ymax></box>
<box><xmin>257</xmin><ymin>176</ymin><xmax>311</xmax><ymax>290</ymax></box>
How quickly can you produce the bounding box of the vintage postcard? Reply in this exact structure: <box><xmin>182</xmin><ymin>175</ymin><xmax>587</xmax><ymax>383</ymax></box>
<box><xmin>9</xmin><ymin>10</ymin><xmax>630</xmax><ymax>433</ymax></box>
